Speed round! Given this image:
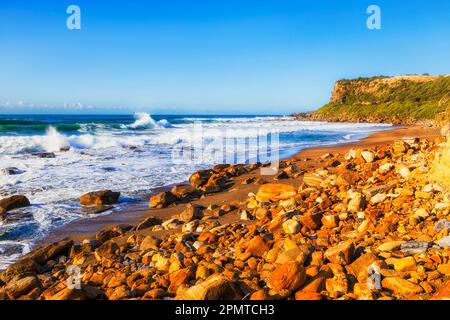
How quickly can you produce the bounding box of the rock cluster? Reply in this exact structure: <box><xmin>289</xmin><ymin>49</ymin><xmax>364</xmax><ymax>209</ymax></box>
<box><xmin>2</xmin><ymin>136</ymin><xmax>450</xmax><ymax>300</ymax></box>
<box><xmin>149</xmin><ymin>164</ymin><xmax>255</xmax><ymax>209</ymax></box>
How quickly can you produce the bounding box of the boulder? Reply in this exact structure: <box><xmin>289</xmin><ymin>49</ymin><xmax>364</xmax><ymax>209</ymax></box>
<box><xmin>50</xmin><ymin>288</ymin><xmax>87</xmax><ymax>300</ymax></box>
<box><xmin>139</xmin><ymin>235</ymin><xmax>162</xmax><ymax>251</ymax></box>
<box><xmin>370</xmin><ymin>193</ymin><xmax>387</xmax><ymax>204</ymax></box>
<box><xmin>189</xmin><ymin>170</ymin><xmax>213</xmax><ymax>189</ymax></box>
<box><xmin>267</xmin><ymin>261</ymin><xmax>306</xmax><ymax>297</ymax></box>
<box><xmin>347</xmin><ymin>192</ymin><xmax>366</xmax><ymax>213</ymax></box>
<box><xmin>96</xmin><ymin>224</ymin><xmax>131</xmax><ymax>243</ymax></box>
<box><xmin>179</xmin><ymin>203</ymin><xmax>203</xmax><ymax>222</ymax></box>
<box><xmin>23</xmin><ymin>238</ymin><xmax>73</xmax><ymax>264</ymax></box>
<box><xmin>175</xmin><ymin>275</ymin><xmax>243</xmax><ymax>300</ymax></box>
<box><xmin>345</xmin><ymin>253</ymin><xmax>377</xmax><ymax>279</ymax></box>
<box><xmin>321</xmin><ymin>215</ymin><xmax>339</xmax><ymax>229</ymax></box>
<box><xmin>31</xmin><ymin>152</ymin><xmax>56</xmax><ymax>158</ymax></box>
<box><xmin>135</xmin><ymin>216</ymin><xmax>162</xmax><ymax>231</ymax></box>
<box><xmin>80</xmin><ymin>190</ymin><xmax>120</xmax><ymax>206</ymax></box>
<box><xmin>299</xmin><ymin>211</ymin><xmax>322</xmax><ymax>230</ymax></box>
<box><xmin>5</xmin><ymin>275</ymin><xmax>40</xmax><ymax>299</ymax></box>
<box><xmin>246</xmin><ymin>236</ymin><xmax>270</xmax><ymax>258</ymax></box>
<box><xmin>381</xmin><ymin>277</ymin><xmax>423</xmax><ymax>296</ymax></box>
<box><xmin>149</xmin><ymin>191</ymin><xmax>177</xmax><ymax>209</ymax></box>
<box><xmin>0</xmin><ymin>195</ymin><xmax>31</xmax><ymax>218</ymax></box>
<box><xmin>275</xmin><ymin>246</ymin><xmax>310</xmax><ymax>265</ymax></box>
<box><xmin>200</xmin><ymin>173</ymin><xmax>228</xmax><ymax>193</ymax></box>
<box><xmin>168</xmin><ymin>268</ymin><xmax>194</xmax><ymax>293</ymax></box>
<box><xmin>94</xmin><ymin>240</ymin><xmax>120</xmax><ymax>266</ymax></box>
<box><xmin>361</xmin><ymin>151</ymin><xmax>375</xmax><ymax>163</ymax></box>
<box><xmin>303</xmin><ymin>173</ymin><xmax>325</xmax><ymax>188</ymax></box>
<box><xmin>432</xmin><ymin>280</ymin><xmax>450</xmax><ymax>299</ymax></box>
<box><xmin>385</xmin><ymin>257</ymin><xmax>416</xmax><ymax>272</ymax></box>
<box><xmin>334</xmin><ymin>168</ymin><xmax>359</xmax><ymax>186</ymax></box>
<box><xmin>0</xmin><ymin>258</ymin><xmax>40</xmax><ymax>283</ymax></box>
<box><xmin>0</xmin><ymin>167</ymin><xmax>24</xmax><ymax>175</ymax></box>
<box><xmin>324</xmin><ymin>241</ymin><xmax>355</xmax><ymax>265</ymax></box>
<box><xmin>282</xmin><ymin>219</ymin><xmax>300</xmax><ymax>235</ymax></box>
<box><xmin>171</xmin><ymin>184</ymin><xmax>199</xmax><ymax>199</ymax></box>
<box><xmin>255</xmin><ymin>183</ymin><xmax>297</xmax><ymax>202</ymax></box>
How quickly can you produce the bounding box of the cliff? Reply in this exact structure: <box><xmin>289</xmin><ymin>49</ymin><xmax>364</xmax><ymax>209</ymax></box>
<box><xmin>302</xmin><ymin>75</ymin><xmax>450</xmax><ymax>125</ymax></box>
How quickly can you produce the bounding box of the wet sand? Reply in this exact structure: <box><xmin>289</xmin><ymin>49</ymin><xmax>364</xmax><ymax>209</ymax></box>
<box><xmin>38</xmin><ymin>125</ymin><xmax>441</xmax><ymax>246</ymax></box>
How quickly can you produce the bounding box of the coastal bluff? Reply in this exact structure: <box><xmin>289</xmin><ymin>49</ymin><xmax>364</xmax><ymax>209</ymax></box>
<box><xmin>294</xmin><ymin>75</ymin><xmax>450</xmax><ymax>125</ymax></box>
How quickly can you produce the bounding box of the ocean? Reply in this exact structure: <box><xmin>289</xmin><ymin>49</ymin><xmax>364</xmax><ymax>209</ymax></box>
<box><xmin>0</xmin><ymin>113</ymin><xmax>392</xmax><ymax>269</ymax></box>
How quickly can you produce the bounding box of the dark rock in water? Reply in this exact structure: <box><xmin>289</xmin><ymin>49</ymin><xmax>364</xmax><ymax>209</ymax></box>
<box><xmin>31</xmin><ymin>152</ymin><xmax>56</xmax><ymax>158</ymax></box>
<box><xmin>0</xmin><ymin>167</ymin><xmax>24</xmax><ymax>176</ymax></box>
<box><xmin>0</xmin><ymin>210</ymin><xmax>33</xmax><ymax>223</ymax></box>
<box><xmin>0</xmin><ymin>243</ymin><xmax>25</xmax><ymax>257</ymax></box>
<box><xmin>80</xmin><ymin>190</ymin><xmax>120</xmax><ymax>206</ymax></box>
<box><xmin>0</xmin><ymin>195</ymin><xmax>31</xmax><ymax>219</ymax></box>
<box><xmin>102</xmin><ymin>167</ymin><xmax>116</xmax><ymax>172</ymax></box>
<box><xmin>79</xmin><ymin>205</ymin><xmax>114</xmax><ymax>215</ymax></box>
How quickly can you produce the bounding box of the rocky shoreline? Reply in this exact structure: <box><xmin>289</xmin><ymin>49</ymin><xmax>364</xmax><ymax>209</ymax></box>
<box><xmin>2</xmin><ymin>126</ymin><xmax>450</xmax><ymax>300</ymax></box>
<box><xmin>291</xmin><ymin>111</ymin><xmax>437</xmax><ymax>126</ymax></box>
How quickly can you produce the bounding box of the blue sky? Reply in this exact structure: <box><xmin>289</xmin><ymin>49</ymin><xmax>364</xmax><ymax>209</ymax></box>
<box><xmin>0</xmin><ymin>0</ymin><xmax>449</xmax><ymax>115</ymax></box>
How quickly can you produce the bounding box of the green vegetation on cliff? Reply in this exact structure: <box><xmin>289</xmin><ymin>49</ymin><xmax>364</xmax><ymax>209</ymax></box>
<box><xmin>313</xmin><ymin>75</ymin><xmax>450</xmax><ymax>123</ymax></box>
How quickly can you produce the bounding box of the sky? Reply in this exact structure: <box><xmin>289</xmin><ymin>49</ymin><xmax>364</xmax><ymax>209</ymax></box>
<box><xmin>0</xmin><ymin>0</ymin><xmax>450</xmax><ymax>115</ymax></box>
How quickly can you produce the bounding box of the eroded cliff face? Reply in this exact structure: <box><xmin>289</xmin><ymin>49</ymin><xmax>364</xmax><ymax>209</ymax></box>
<box><xmin>330</xmin><ymin>75</ymin><xmax>445</xmax><ymax>104</ymax></box>
<box><xmin>305</xmin><ymin>75</ymin><xmax>450</xmax><ymax>125</ymax></box>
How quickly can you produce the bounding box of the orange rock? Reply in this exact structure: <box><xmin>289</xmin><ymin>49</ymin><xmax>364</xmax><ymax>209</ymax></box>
<box><xmin>299</xmin><ymin>211</ymin><xmax>322</xmax><ymax>230</ymax></box>
<box><xmin>143</xmin><ymin>288</ymin><xmax>167</xmax><ymax>300</ymax></box>
<box><xmin>246</xmin><ymin>236</ymin><xmax>270</xmax><ymax>258</ymax></box>
<box><xmin>175</xmin><ymin>275</ymin><xmax>243</xmax><ymax>300</ymax></box>
<box><xmin>80</xmin><ymin>190</ymin><xmax>120</xmax><ymax>206</ymax></box>
<box><xmin>334</xmin><ymin>167</ymin><xmax>359</xmax><ymax>186</ymax></box>
<box><xmin>303</xmin><ymin>173</ymin><xmax>325</xmax><ymax>188</ymax></box>
<box><xmin>324</xmin><ymin>241</ymin><xmax>355</xmax><ymax>265</ymax></box>
<box><xmin>255</xmin><ymin>183</ymin><xmax>297</xmax><ymax>202</ymax></box>
<box><xmin>295</xmin><ymin>291</ymin><xmax>322</xmax><ymax>300</ymax></box>
<box><xmin>198</xmin><ymin>232</ymin><xmax>217</xmax><ymax>243</ymax></box>
<box><xmin>267</xmin><ymin>261</ymin><xmax>306</xmax><ymax>297</ymax></box>
<box><xmin>432</xmin><ymin>280</ymin><xmax>450</xmax><ymax>300</ymax></box>
<box><xmin>321</xmin><ymin>215</ymin><xmax>339</xmax><ymax>229</ymax></box>
<box><xmin>437</xmin><ymin>263</ymin><xmax>450</xmax><ymax>275</ymax></box>
<box><xmin>168</xmin><ymin>268</ymin><xmax>193</xmax><ymax>293</ymax></box>
<box><xmin>381</xmin><ymin>277</ymin><xmax>423</xmax><ymax>296</ymax></box>
<box><xmin>0</xmin><ymin>195</ymin><xmax>31</xmax><ymax>217</ymax></box>
<box><xmin>301</xmin><ymin>277</ymin><xmax>325</xmax><ymax>293</ymax></box>
<box><xmin>149</xmin><ymin>191</ymin><xmax>176</xmax><ymax>209</ymax></box>
<box><xmin>345</xmin><ymin>253</ymin><xmax>377</xmax><ymax>279</ymax></box>
<box><xmin>249</xmin><ymin>289</ymin><xmax>270</xmax><ymax>300</ymax></box>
